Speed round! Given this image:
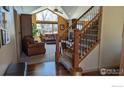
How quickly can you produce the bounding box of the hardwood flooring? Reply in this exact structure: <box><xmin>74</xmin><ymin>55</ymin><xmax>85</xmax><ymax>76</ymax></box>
<box><xmin>28</xmin><ymin>62</ymin><xmax>72</xmax><ymax>76</ymax></box>
<box><xmin>20</xmin><ymin>44</ymin><xmax>56</xmax><ymax>64</ymax></box>
<box><xmin>4</xmin><ymin>61</ymin><xmax>119</xmax><ymax>76</ymax></box>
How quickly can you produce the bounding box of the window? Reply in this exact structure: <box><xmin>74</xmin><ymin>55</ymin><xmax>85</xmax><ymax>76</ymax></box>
<box><xmin>36</xmin><ymin>9</ymin><xmax>58</xmax><ymax>21</ymax></box>
<box><xmin>35</xmin><ymin>9</ymin><xmax>58</xmax><ymax>34</ymax></box>
<box><xmin>36</xmin><ymin>24</ymin><xmax>58</xmax><ymax>34</ymax></box>
<box><xmin>77</xmin><ymin>24</ymin><xmax>83</xmax><ymax>30</ymax></box>
<box><xmin>53</xmin><ymin>24</ymin><xmax>58</xmax><ymax>34</ymax></box>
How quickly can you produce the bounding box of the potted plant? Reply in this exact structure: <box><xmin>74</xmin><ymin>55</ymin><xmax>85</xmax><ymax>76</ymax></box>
<box><xmin>32</xmin><ymin>24</ymin><xmax>39</xmax><ymax>37</ymax></box>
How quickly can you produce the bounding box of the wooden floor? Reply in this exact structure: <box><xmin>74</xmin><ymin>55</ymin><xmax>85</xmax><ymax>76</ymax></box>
<box><xmin>28</xmin><ymin>62</ymin><xmax>72</xmax><ymax>76</ymax></box>
<box><xmin>4</xmin><ymin>62</ymin><xmax>119</xmax><ymax>76</ymax></box>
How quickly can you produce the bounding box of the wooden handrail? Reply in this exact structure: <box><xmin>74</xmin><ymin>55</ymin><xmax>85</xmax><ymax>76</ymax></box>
<box><xmin>77</xmin><ymin>6</ymin><xmax>94</xmax><ymax>20</ymax></box>
<box><xmin>59</xmin><ymin>6</ymin><xmax>102</xmax><ymax>75</ymax></box>
<box><xmin>81</xmin><ymin>11</ymin><xmax>102</xmax><ymax>34</ymax></box>
<box><xmin>79</xmin><ymin>7</ymin><xmax>103</xmax><ymax>62</ymax></box>
<box><xmin>61</xmin><ymin>6</ymin><xmax>94</xmax><ymax>36</ymax></box>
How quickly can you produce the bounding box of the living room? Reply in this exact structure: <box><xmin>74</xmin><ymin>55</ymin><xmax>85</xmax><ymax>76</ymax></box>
<box><xmin>1</xmin><ymin>0</ymin><xmax>124</xmax><ymax>93</ymax></box>
<box><xmin>20</xmin><ymin>7</ymin><xmax>69</xmax><ymax>64</ymax></box>
<box><xmin>0</xmin><ymin>6</ymin><xmax>71</xmax><ymax>75</ymax></box>
<box><xmin>0</xmin><ymin>6</ymin><xmax>124</xmax><ymax>76</ymax></box>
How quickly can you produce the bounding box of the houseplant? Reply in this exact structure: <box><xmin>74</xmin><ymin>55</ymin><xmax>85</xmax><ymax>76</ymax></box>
<box><xmin>32</xmin><ymin>24</ymin><xmax>39</xmax><ymax>37</ymax></box>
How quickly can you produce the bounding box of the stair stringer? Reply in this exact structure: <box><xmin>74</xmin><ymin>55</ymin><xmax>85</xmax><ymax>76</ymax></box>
<box><xmin>79</xmin><ymin>44</ymin><xmax>100</xmax><ymax>73</ymax></box>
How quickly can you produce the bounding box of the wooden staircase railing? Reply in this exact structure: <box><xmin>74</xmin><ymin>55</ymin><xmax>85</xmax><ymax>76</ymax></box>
<box><xmin>79</xmin><ymin>11</ymin><xmax>102</xmax><ymax>61</ymax></box>
<box><xmin>56</xmin><ymin>6</ymin><xmax>103</xmax><ymax>75</ymax></box>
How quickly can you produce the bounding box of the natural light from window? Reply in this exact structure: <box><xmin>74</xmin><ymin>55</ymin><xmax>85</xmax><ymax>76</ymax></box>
<box><xmin>36</xmin><ymin>9</ymin><xmax>58</xmax><ymax>21</ymax></box>
<box><xmin>36</xmin><ymin>9</ymin><xmax>58</xmax><ymax>34</ymax></box>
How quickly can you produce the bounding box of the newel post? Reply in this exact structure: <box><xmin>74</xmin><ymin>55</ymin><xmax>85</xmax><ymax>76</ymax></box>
<box><xmin>55</xmin><ymin>34</ymin><xmax>60</xmax><ymax>62</ymax></box>
<box><xmin>72</xmin><ymin>30</ymin><xmax>82</xmax><ymax>75</ymax></box>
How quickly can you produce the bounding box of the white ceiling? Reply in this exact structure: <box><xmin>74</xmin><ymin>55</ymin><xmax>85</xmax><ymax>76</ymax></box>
<box><xmin>61</xmin><ymin>6</ymin><xmax>79</xmax><ymax>18</ymax></box>
<box><xmin>20</xmin><ymin>6</ymin><xmax>90</xmax><ymax>19</ymax></box>
<box><xmin>61</xmin><ymin>6</ymin><xmax>90</xmax><ymax>19</ymax></box>
<box><xmin>21</xmin><ymin>6</ymin><xmax>40</xmax><ymax>14</ymax></box>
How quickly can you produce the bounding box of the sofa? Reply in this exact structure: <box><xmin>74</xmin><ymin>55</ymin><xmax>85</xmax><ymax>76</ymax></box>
<box><xmin>44</xmin><ymin>34</ymin><xmax>56</xmax><ymax>44</ymax></box>
<box><xmin>22</xmin><ymin>36</ymin><xmax>46</xmax><ymax>56</ymax></box>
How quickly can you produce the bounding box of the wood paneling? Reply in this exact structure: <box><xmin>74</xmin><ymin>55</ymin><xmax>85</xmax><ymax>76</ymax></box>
<box><xmin>55</xmin><ymin>34</ymin><xmax>60</xmax><ymax>63</ymax></box>
<box><xmin>72</xmin><ymin>30</ymin><xmax>80</xmax><ymax>69</ymax></box>
<box><xmin>58</xmin><ymin>16</ymin><xmax>68</xmax><ymax>39</ymax></box>
<box><xmin>32</xmin><ymin>14</ymin><xmax>36</xmax><ymax>24</ymax></box>
<box><xmin>20</xmin><ymin>14</ymin><xmax>32</xmax><ymax>39</ymax></box>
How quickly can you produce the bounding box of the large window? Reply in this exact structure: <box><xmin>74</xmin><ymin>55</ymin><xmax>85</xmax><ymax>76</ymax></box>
<box><xmin>36</xmin><ymin>9</ymin><xmax>58</xmax><ymax>21</ymax></box>
<box><xmin>37</xmin><ymin>24</ymin><xmax>58</xmax><ymax>34</ymax></box>
<box><xmin>36</xmin><ymin>9</ymin><xmax>58</xmax><ymax>34</ymax></box>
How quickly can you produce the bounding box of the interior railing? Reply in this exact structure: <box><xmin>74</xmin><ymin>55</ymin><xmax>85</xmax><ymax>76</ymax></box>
<box><xmin>56</xmin><ymin>6</ymin><xmax>102</xmax><ymax>74</ymax></box>
<box><xmin>79</xmin><ymin>10</ymin><xmax>102</xmax><ymax>61</ymax></box>
<box><xmin>60</xmin><ymin>6</ymin><xmax>100</xmax><ymax>55</ymax></box>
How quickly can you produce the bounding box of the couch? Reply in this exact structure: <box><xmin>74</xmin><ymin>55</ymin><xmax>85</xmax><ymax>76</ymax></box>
<box><xmin>22</xmin><ymin>36</ymin><xmax>46</xmax><ymax>56</ymax></box>
<box><xmin>44</xmin><ymin>34</ymin><xmax>56</xmax><ymax>44</ymax></box>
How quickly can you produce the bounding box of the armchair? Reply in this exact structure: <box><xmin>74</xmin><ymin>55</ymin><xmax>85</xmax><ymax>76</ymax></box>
<box><xmin>22</xmin><ymin>36</ymin><xmax>46</xmax><ymax>56</ymax></box>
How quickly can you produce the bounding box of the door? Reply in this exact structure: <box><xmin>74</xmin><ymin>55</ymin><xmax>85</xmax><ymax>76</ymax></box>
<box><xmin>14</xmin><ymin>9</ymin><xmax>22</xmax><ymax>61</ymax></box>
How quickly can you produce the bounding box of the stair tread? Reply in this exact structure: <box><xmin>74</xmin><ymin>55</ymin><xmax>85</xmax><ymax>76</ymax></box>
<box><xmin>60</xmin><ymin>54</ymin><xmax>72</xmax><ymax>70</ymax></box>
<box><xmin>81</xmin><ymin>38</ymin><xmax>96</xmax><ymax>42</ymax></box>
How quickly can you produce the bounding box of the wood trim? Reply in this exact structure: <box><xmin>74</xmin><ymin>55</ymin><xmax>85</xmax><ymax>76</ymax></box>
<box><xmin>72</xmin><ymin>30</ymin><xmax>80</xmax><ymax>69</ymax></box>
<box><xmin>81</xmin><ymin>12</ymin><xmax>102</xmax><ymax>34</ymax></box>
<box><xmin>36</xmin><ymin>20</ymin><xmax>58</xmax><ymax>24</ymax></box>
<box><xmin>119</xmin><ymin>23</ymin><xmax>124</xmax><ymax>76</ymax></box>
<box><xmin>77</xmin><ymin>6</ymin><xmax>94</xmax><ymax>20</ymax></box>
<box><xmin>79</xmin><ymin>41</ymin><xmax>100</xmax><ymax>62</ymax></box>
<box><xmin>33</xmin><ymin>8</ymin><xmax>66</xmax><ymax>20</ymax></box>
<box><xmin>79</xmin><ymin>7</ymin><xmax>102</xmax><ymax>62</ymax></box>
<box><xmin>63</xmin><ymin>6</ymin><xmax>94</xmax><ymax>32</ymax></box>
<box><xmin>55</xmin><ymin>34</ymin><xmax>60</xmax><ymax>62</ymax></box>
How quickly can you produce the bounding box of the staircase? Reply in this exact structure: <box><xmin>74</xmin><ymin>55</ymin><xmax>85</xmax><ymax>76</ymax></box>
<box><xmin>55</xmin><ymin>6</ymin><xmax>102</xmax><ymax>75</ymax></box>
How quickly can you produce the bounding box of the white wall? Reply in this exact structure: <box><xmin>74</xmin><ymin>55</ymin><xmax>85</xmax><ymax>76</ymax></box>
<box><xmin>100</xmin><ymin>6</ymin><xmax>124</xmax><ymax>68</ymax></box>
<box><xmin>79</xmin><ymin>45</ymin><xmax>100</xmax><ymax>72</ymax></box>
<box><xmin>0</xmin><ymin>7</ymin><xmax>17</xmax><ymax>75</ymax></box>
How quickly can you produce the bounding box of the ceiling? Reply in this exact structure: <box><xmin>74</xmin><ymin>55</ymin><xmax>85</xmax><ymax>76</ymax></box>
<box><xmin>20</xmin><ymin>6</ymin><xmax>40</xmax><ymax>14</ymax></box>
<box><xmin>20</xmin><ymin>6</ymin><xmax>90</xmax><ymax>19</ymax></box>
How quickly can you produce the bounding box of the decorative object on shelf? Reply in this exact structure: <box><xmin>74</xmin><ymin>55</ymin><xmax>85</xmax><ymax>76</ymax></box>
<box><xmin>3</xmin><ymin>6</ymin><xmax>10</xmax><ymax>12</ymax></box>
<box><xmin>0</xmin><ymin>6</ymin><xmax>10</xmax><ymax>45</ymax></box>
<box><xmin>0</xmin><ymin>7</ymin><xmax>2</xmax><ymax>47</ymax></box>
<box><xmin>0</xmin><ymin>29</ymin><xmax>2</xmax><ymax>48</ymax></box>
<box><xmin>60</xmin><ymin>24</ymin><xmax>65</xmax><ymax>30</ymax></box>
<box><xmin>72</xmin><ymin>19</ymin><xmax>77</xmax><ymax>29</ymax></box>
<box><xmin>0</xmin><ymin>7</ymin><xmax>2</xmax><ymax>29</ymax></box>
<box><xmin>2</xmin><ymin>12</ymin><xmax>8</xmax><ymax>30</ymax></box>
<box><xmin>1</xmin><ymin>29</ymin><xmax>10</xmax><ymax>45</ymax></box>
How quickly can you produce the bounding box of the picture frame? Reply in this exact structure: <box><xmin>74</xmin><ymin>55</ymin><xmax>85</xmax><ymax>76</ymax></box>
<box><xmin>60</xmin><ymin>24</ymin><xmax>65</xmax><ymax>30</ymax></box>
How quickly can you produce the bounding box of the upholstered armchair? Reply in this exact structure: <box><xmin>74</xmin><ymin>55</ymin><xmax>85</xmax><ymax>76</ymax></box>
<box><xmin>22</xmin><ymin>36</ymin><xmax>46</xmax><ymax>56</ymax></box>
